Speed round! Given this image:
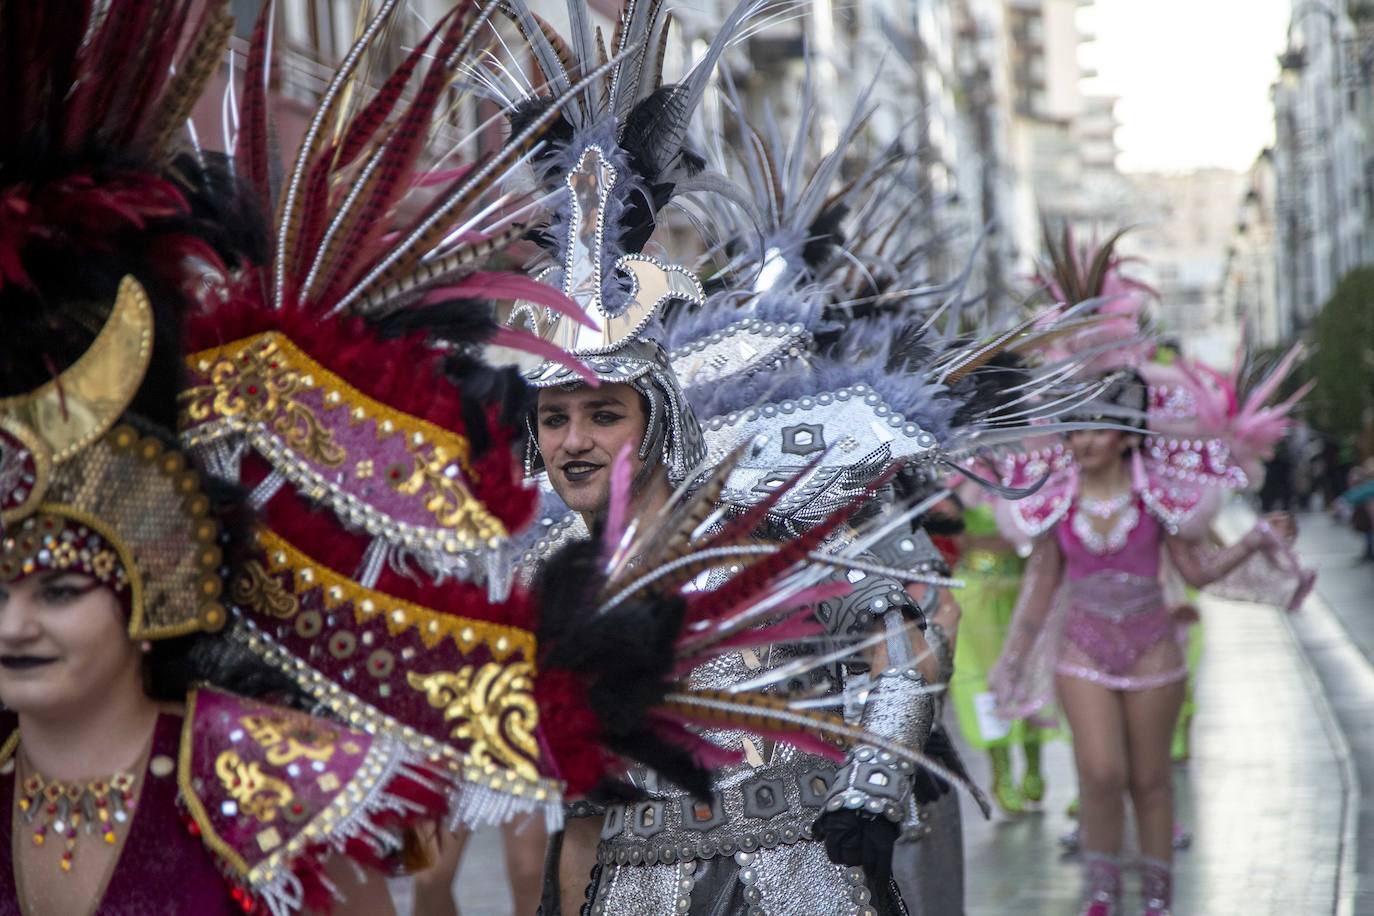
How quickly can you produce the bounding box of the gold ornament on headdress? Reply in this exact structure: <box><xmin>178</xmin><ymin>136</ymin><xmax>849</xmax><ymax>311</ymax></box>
<box><xmin>507</xmin><ymin>146</ymin><xmax>705</xmax><ymax>357</ymax></box>
<box><xmin>0</xmin><ymin>276</ymin><xmax>154</xmax><ymax>463</ymax></box>
<box><xmin>0</xmin><ymin>276</ymin><xmax>228</xmax><ymax>639</ymax></box>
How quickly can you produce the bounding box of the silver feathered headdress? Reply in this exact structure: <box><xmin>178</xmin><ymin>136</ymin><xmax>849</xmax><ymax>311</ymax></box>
<box><xmin>494</xmin><ymin>0</ymin><xmax>770</xmax><ymax>483</ymax></box>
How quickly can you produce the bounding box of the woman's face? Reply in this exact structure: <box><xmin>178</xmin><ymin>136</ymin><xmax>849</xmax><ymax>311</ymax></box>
<box><xmin>1068</xmin><ymin>428</ymin><xmax>1132</xmax><ymax>474</ymax></box>
<box><xmin>0</xmin><ymin>572</ymin><xmax>142</xmax><ymax>719</ymax></box>
<box><xmin>535</xmin><ymin>382</ymin><xmax>649</xmax><ymax>515</ymax></box>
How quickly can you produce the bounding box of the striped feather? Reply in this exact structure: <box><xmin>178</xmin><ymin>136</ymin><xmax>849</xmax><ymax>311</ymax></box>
<box><xmin>659</xmin><ymin>689</ymin><xmax>978</xmax><ymax>797</ymax></box>
<box><xmin>63</xmin><ymin>1</ymin><xmax>141</xmax><ymax>147</ymax></box>
<box><xmin>625</xmin><ymin>438</ymin><xmax>754</xmax><ymax>574</ymax></box>
<box><xmin>335</xmin><ymin>16</ymin><xmax>446</xmax><ymax>171</ymax></box>
<box><xmin>330</xmin><ymin>47</ymin><xmax>642</xmax><ymax>315</ymax></box>
<box><xmin>275</xmin><ymin>0</ymin><xmax>403</xmax><ymax>307</ymax></box>
<box><xmin>313</xmin><ymin>9</ymin><xmax>472</xmax><ymax>308</ymax></box>
<box><xmin>648</xmin><ymin>10</ymin><xmax>674</xmax><ymax>96</ymax></box>
<box><xmin>150</xmin><ymin>1</ymin><xmax>235</xmax><ymax>159</ymax></box>
<box><xmin>351</xmin><ymin>224</ymin><xmax>525</xmax><ymax>314</ymax></box>
<box><xmin>115</xmin><ymin>2</ymin><xmax>189</xmax><ymax>145</ymax></box>
<box><xmin>236</xmin><ymin>1</ymin><xmax>274</xmax><ymax>210</ymax></box>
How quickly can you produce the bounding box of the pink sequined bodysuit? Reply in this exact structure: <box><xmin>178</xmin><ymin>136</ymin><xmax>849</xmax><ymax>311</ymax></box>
<box><xmin>1053</xmin><ymin>501</ymin><xmax>1187</xmax><ymax>690</ymax></box>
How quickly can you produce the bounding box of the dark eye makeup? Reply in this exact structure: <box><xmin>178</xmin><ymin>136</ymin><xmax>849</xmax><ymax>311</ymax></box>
<box><xmin>40</xmin><ymin>579</ymin><xmax>100</xmax><ymax>603</ymax></box>
<box><xmin>0</xmin><ymin>574</ymin><xmax>100</xmax><ymax>607</ymax></box>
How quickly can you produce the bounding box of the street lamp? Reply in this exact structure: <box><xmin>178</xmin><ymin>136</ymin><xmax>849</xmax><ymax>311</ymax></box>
<box><xmin>1279</xmin><ymin>47</ymin><xmax>1307</xmax><ymax>86</ymax></box>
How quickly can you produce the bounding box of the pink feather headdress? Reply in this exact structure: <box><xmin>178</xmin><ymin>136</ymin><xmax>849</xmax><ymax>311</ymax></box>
<box><xmin>1030</xmin><ymin>222</ymin><xmax>1157</xmax><ymax>374</ymax></box>
<box><xmin>1144</xmin><ymin>339</ymin><xmax>1313</xmax><ymax>483</ymax></box>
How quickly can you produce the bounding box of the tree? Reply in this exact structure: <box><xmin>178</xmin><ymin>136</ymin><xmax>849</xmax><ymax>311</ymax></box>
<box><xmin>1309</xmin><ymin>266</ymin><xmax>1374</xmax><ymax>439</ymax></box>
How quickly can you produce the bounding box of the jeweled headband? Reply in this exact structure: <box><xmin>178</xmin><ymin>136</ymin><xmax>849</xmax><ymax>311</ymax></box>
<box><xmin>0</xmin><ymin>277</ymin><xmax>227</xmax><ymax>638</ymax></box>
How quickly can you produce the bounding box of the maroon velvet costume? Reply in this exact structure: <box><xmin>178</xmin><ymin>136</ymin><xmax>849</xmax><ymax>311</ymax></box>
<box><xmin>0</xmin><ymin>689</ymin><xmax>449</xmax><ymax>915</ymax></box>
<box><xmin>0</xmin><ymin>715</ymin><xmax>235</xmax><ymax>915</ymax></box>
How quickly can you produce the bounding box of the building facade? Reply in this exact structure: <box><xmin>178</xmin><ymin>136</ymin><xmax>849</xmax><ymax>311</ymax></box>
<box><xmin>1271</xmin><ymin>0</ymin><xmax>1374</xmax><ymax>338</ymax></box>
<box><xmin>1122</xmin><ymin>169</ymin><xmax>1249</xmax><ymax>364</ymax></box>
<box><xmin>1222</xmin><ymin>151</ymin><xmax>1285</xmax><ymax>352</ymax></box>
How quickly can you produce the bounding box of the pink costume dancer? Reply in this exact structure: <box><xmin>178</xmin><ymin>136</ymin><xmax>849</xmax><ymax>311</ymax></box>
<box><xmin>992</xmin><ymin>227</ymin><xmax>1314</xmax><ymax>916</ymax></box>
<box><xmin>990</xmin><ymin>418</ymin><xmax>1311</xmax><ymax>916</ymax></box>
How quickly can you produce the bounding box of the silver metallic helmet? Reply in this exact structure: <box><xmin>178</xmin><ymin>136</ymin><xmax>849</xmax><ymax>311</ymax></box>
<box><xmin>511</xmin><ymin>144</ymin><xmax>707</xmax><ymax>484</ymax></box>
<box><xmin>521</xmin><ymin>336</ymin><xmax>706</xmax><ymax>485</ymax></box>
<box><xmin>489</xmin><ymin>1</ymin><xmax>783</xmax><ymax>488</ymax></box>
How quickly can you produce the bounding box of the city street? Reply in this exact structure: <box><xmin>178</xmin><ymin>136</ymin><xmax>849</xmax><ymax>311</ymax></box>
<box><xmin>3</xmin><ymin>1</ymin><xmax>1359</xmax><ymax>914</ymax></box>
<box><xmin>420</xmin><ymin>507</ymin><xmax>1374</xmax><ymax>915</ymax></box>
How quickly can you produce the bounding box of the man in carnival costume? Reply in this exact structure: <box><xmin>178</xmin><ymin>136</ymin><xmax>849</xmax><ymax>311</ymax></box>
<box><xmin>488</xmin><ymin>4</ymin><xmax>1137</xmax><ymax>913</ymax></box>
<box><xmin>483</xmin><ymin>3</ymin><xmax>942</xmax><ymax>912</ymax></box>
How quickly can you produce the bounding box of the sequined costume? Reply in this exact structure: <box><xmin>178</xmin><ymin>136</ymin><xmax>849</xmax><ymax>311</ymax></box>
<box><xmin>987</xmin><ymin>438</ymin><xmax>1313</xmax><ymax>723</ymax></box>
<box><xmin>0</xmin><ymin>691</ymin><xmax>449</xmax><ymax>915</ymax></box>
<box><xmin>491</xmin><ymin>5</ymin><xmax>1121</xmax><ymax>914</ymax></box>
<box><xmin>579</xmin><ymin>519</ymin><xmax>967</xmax><ymax>916</ymax></box>
<box><xmin>986</xmin><ymin>350</ymin><xmax>1317</xmax><ymax>722</ymax></box>
<box><xmin>1000</xmin><ymin>498</ymin><xmax>1187</xmax><ymax>715</ymax></box>
<box><xmin>174</xmin><ymin>0</ymin><xmax>897</xmax><ymax>846</ymax></box>
<box><xmin>0</xmin><ymin>7</ymin><xmax>897</xmax><ymax>914</ymax></box>
<box><xmin>0</xmin><ymin>5</ymin><xmax>454</xmax><ymax>909</ymax></box>
<box><xmin>487</xmin><ymin>5</ymin><xmax>965</xmax><ymax>910</ymax></box>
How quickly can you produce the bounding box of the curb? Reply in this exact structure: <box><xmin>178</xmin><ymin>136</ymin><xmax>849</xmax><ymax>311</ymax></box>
<box><xmin>1278</xmin><ymin>600</ymin><xmax>1361</xmax><ymax>916</ymax></box>
<box><xmin>1221</xmin><ymin>503</ymin><xmax>1361</xmax><ymax>916</ymax></box>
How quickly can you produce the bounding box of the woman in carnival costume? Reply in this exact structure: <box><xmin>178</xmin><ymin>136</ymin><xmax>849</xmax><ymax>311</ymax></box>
<box><xmin>989</xmin><ymin>228</ymin><xmax>1314</xmax><ymax>916</ymax></box>
<box><xmin>947</xmin><ymin>487</ymin><xmax>1055</xmax><ymax>815</ymax></box>
<box><xmin>0</xmin><ymin>5</ymin><xmax>453</xmax><ymax>912</ymax></box>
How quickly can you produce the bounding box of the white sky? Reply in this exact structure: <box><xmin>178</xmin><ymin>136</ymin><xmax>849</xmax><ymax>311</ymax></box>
<box><xmin>1080</xmin><ymin>0</ymin><xmax>1292</xmax><ymax>173</ymax></box>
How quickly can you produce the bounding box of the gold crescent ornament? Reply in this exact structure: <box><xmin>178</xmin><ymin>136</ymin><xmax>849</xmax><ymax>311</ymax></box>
<box><xmin>0</xmin><ymin>276</ymin><xmax>155</xmax><ymax>464</ymax></box>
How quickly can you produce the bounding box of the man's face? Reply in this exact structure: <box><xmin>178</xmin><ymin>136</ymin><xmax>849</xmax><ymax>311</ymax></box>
<box><xmin>536</xmin><ymin>383</ymin><xmax>649</xmax><ymax>514</ymax></box>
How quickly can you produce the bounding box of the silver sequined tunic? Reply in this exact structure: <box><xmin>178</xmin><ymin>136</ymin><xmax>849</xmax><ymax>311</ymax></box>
<box><xmin>584</xmin><ymin>647</ymin><xmax>909</xmax><ymax>916</ymax></box>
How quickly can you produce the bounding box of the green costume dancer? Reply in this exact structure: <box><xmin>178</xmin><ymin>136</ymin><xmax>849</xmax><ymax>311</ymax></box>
<box><xmin>1171</xmin><ymin>594</ymin><xmax>1205</xmax><ymax>763</ymax></box>
<box><xmin>950</xmin><ymin>504</ymin><xmax>1056</xmax><ymax>814</ymax></box>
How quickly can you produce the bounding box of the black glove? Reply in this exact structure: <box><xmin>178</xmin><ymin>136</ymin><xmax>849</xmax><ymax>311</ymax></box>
<box><xmin>910</xmin><ymin>726</ymin><xmax>956</xmax><ymax>805</ymax></box>
<box><xmin>811</xmin><ymin>808</ymin><xmax>900</xmax><ymax>885</ymax></box>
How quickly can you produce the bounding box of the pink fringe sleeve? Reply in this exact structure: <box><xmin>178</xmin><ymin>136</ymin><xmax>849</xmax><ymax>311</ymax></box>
<box><xmin>988</xmin><ymin>533</ymin><xmax>1066</xmax><ymax>720</ymax></box>
<box><xmin>1170</xmin><ymin>526</ymin><xmax>1315</xmax><ymax>612</ymax></box>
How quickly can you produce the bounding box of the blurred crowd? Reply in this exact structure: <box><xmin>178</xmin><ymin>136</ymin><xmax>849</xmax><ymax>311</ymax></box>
<box><xmin>1261</xmin><ymin>410</ymin><xmax>1374</xmax><ymax>557</ymax></box>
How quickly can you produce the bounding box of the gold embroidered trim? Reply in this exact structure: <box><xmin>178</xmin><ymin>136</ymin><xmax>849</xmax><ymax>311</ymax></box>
<box><xmin>182</xmin><ymin>332</ymin><xmax>508</xmax><ymax>549</ymax></box>
<box><xmin>229</xmin><ymin>560</ymin><xmax>299</xmax><ymax>619</ymax></box>
<box><xmin>179</xmin><ymin>689</ymin><xmax>395</xmax><ymax>885</ymax></box>
<box><xmin>236</xmin><ymin>627</ymin><xmax>560</xmax><ymax>803</ymax></box>
<box><xmin>407</xmin><ymin>663</ymin><xmax>540</xmax><ymax>781</ymax></box>
<box><xmin>252</xmin><ymin>528</ymin><xmax>536</xmax><ymax>658</ymax></box>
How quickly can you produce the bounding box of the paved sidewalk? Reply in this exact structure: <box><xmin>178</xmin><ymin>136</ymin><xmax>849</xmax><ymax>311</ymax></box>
<box><xmin>1283</xmin><ymin>511</ymin><xmax>1374</xmax><ymax>914</ymax></box>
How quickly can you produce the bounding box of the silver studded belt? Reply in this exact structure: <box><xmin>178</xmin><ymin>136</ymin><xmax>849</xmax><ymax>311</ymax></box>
<box><xmin>596</xmin><ymin>763</ymin><xmax>839</xmax><ymax>867</ymax></box>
